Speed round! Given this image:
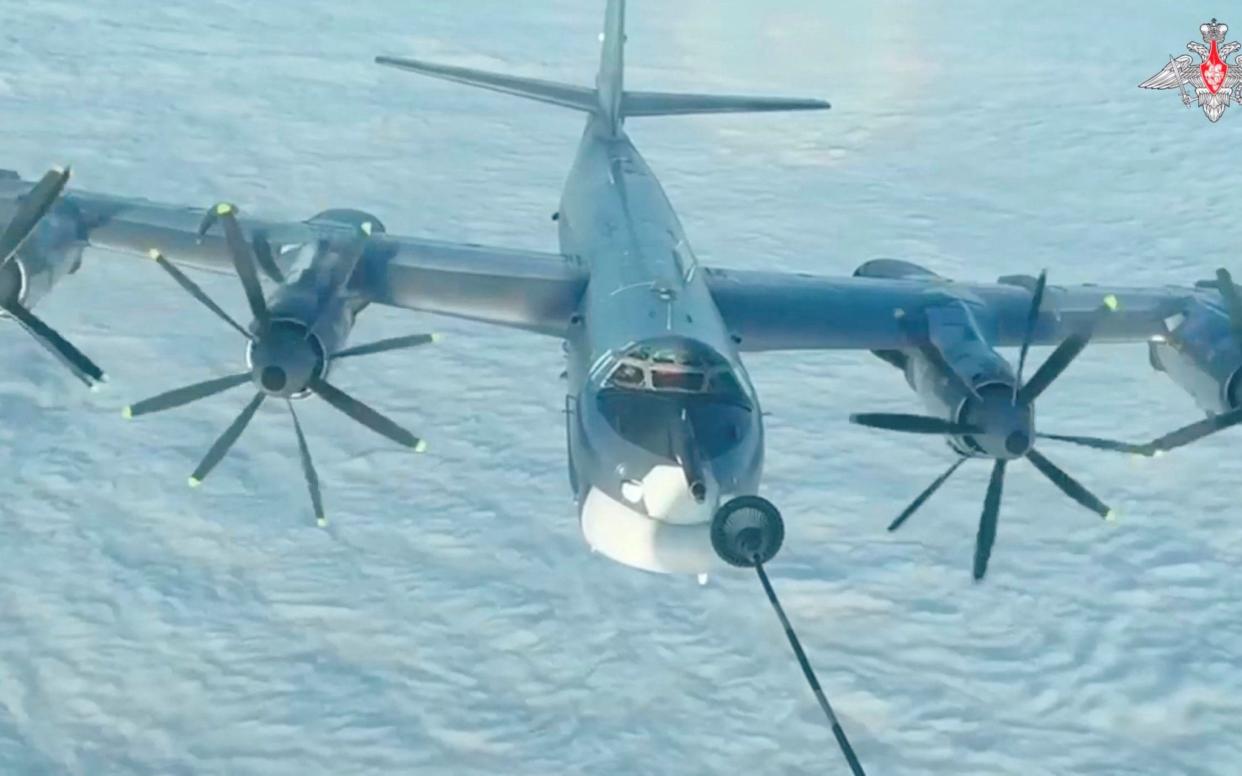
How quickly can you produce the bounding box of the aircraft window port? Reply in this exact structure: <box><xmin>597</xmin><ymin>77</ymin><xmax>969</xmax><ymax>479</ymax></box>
<box><xmin>652</xmin><ymin>349</ymin><xmax>677</xmax><ymax>364</ymax></box>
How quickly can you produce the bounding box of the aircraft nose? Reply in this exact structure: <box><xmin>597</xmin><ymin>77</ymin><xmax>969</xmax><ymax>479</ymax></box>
<box><xmin>630</xmin><ymin>463</ymin><xmax>718</xmax><ymax>524</ymax></box>
<box><xmin>580</xmin><ymin>487</ymin><xmax>720</xmax><ymax>575</ymax></box>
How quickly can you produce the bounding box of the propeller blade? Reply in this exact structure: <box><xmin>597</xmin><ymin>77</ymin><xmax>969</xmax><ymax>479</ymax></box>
<box><xmin>888</xmin><ymin>457</ymin><xmax>967</xmax><ymax>532</ymax></box>
<box><xmin>208</xmin><ymin>204</ymin><xmax>269</xmax><ymax>326</ymax></box>
<box><xmin>1216</xmin><ymin>269</ymin><xmax>1242</xmax><ymax>347</ymax></box>
<box><xmin>973</xmin><ymin>459</ymin><xmax>1007</xmax><ymax>581</ymax></box>
<box><xmin>850</xmin><ymin>412</ymin><xmax>980</xmax><ymax>436</ymax></box>
<box><xmin>288</xmin><ymin>400</ymin><xmax>326</xmax><ymax>527</ymax></box>
<box><xmin>189</xmin><ymin>391</ymin><xmax>265</xmax><ymax>486</ymax></box>
<box><xmin>147</xmin><ymin>250</ymin><xmax>253</xmax><ymax>340</ymax></box>
<box><xmin>1013</xmin><ymin>270</ymin><xmax>1048</xmax><ymax>402</ymax></box>
<box><xmin>1146</xmin><ymin>406</ymin><xmax>1242</xmax><ymax>453</ymax></box>
<box><xmin>1038</xmin><ymin>431</ymin><xmax>1154</xmax><ymax>456</ymax></box>
<box><xmin>2</xmin><ymin>301</ymin><xmax>105</xmax><ymax>387</ymax></box>
<box><xmin>124</xmin><ymin>371</ymin><xmax>252</xmax><ymax>418</ymax></box>
<box><xmin>0</xmin><ymin>166</ymin><xmax>70</xmax><ymax>265</ymax></box>
<box><xmin>1017</xmin><ymin>299</ymin><xmax>1115</xmax><ymax>405</ymax></box>
<box><xmin>333</xmin><ymin>333</ymin><xmax>438</xmax><ymax>360</ymax></box>
<box><xmin>312</xmin><ymin>378</ymin><xmax>425</xmax><ymax>450</ymax></box>
<box><xmin>253</xmin><ymin>232</ymin><xmax>284</xmax><ymax>283</ymax></box>
<box><xmin>1025</xmin><ymin>448</ymin><xmax>1112</xmax><ymax>518</ymax></box>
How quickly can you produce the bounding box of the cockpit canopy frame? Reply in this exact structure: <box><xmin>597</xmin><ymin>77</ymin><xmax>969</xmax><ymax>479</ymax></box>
<box><xmin>600</xmin><ymin>339</ymin><xmax>748</xmax><ymax>403</ymax></box>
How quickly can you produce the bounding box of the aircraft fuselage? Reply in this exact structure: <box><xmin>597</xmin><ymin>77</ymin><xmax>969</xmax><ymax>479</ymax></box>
<box><xmin>558</xmin><ymin>117</ymin><xmax>764</xmax><ymax>574</ymax></box>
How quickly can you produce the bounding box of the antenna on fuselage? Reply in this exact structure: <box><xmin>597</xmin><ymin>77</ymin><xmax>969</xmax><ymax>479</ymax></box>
<box><xmin>711</xmin><ymin>496</ymin><xmax>869</xmax><ymax>776</ymax></box>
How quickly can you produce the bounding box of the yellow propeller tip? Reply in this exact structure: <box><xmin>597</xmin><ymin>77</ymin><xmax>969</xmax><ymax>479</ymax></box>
<box><xmin>121</xmin><ymin>406</ymin><xmax>133</xmax><ymax>420</ymax></box>
<box><xmin>429</xmin><ymin>333</ymin><xmax>442</xmax><ymax>343</ymax></box>
<box><xmin>215</xmin><ymin>202</ymin><xmax>235</xmax><ymax>216</ymax></box>
<box><xmin>146</xmin><ymin>249</ymin><xmax>162</xmax><ymax>260</ymax></box>
<box><xmin>1105</xmin><ymin>510</ymin><xmax>1119</xmax><ymax>523</ymax></box>
<box><xmin>188</xmin><ymin>477</ymin><xmax>202</xmax><ymax>489</ymax></box>
<box><xmin>1103</xmin><ymin>294</ymin><xmax>1120</xmax><ymax>311</ymax></box>
<box><xmin>414</xmin><ymin>440</ymin><xmax>428</xmax><ymax>453</ymax></box>
<box><xmin>52</xmin><ymin>165</ymin><xmax>69</xmax><ymax>176</ymax></box>
<box><xmin>316</xmin><ymin>516</ymin><xmax>328</xmax><ymax>528</ymax></box>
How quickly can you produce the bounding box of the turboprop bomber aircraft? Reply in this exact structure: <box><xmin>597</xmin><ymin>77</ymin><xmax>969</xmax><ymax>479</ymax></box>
<box><xmin>0</xmin><ymin>0</ymin><xmax>1237</xmax><ymax>586</ymax></box>
<box><xmin>5</xmin><ymin>1</ymin><xmax>1241</xmax><ymax>771</ymax></box>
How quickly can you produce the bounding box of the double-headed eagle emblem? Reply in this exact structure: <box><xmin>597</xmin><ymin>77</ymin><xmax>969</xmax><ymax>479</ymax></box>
<box><xmin>1140</xmin><ymin>18</ymin><xmax>1242</xmax><ymax>122</ymax></box>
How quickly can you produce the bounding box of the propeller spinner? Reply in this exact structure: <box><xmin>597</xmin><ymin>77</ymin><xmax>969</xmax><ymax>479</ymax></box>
<box><xmin>124</xmin><ymin>203</ymin><xmax>436</xmax><ymax>526</ymax></box>
<box><xmin>851</xmin><ymin>271</ymin><xmax>1135</xmax><ymax>579</ymax></box>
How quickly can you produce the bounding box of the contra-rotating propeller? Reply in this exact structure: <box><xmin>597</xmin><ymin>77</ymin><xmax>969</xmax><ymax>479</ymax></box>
<box><xmin>124</xmin><ymin>203</ymin><xmax>437</xmax><ymax>526</ymax></box>
<box><xmin>1108</xmin><ymin>268</ymin><xmax>1242</xmax><ymax>455</ymax></box>
<box><xmin>1034</xmin><ymin>267</ymin><xmax>1242</xmax><ymax>457</ymax></box>
<box><xmin>851</xmin><ymin>271</ymin><xmax>1137</xmax><ymax>579</ymax></box>
<box><xmin>0</xmin><ymin>167</ymin><xmax>106</xmax><ymax>387</ymax></box>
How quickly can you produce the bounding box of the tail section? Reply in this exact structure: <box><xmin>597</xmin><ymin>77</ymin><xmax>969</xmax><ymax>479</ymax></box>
<box><xmin>596</xmin><ymin>0</ymin><xmax>627</xmax><ymax>130</ymax></box>
<box><xmin>375</xmin><ymin>0</ymin><xmax>828</xmax><ymax>127</ymax></box>
<box><xmin>373</xmin><ymin>56</ymin><xmax>597</xmax><ymax>112</ymax></box>
<box><xmin>623</xmin><ymin>91</ymin><xmax>829</xmax><ymax>117</ymax></box>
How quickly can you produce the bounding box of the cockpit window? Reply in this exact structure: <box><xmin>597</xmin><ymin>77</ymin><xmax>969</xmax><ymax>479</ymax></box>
<box><xmin>612</xmin><ymin>363</ymin><xmax>644</xmax><ymax>387</ymax></box>
<box><xmin>712</xmin><ymin>371</ymin><xmax>742</xmax><ymax>396</ymax></box>
<box><xmin>602</xmin><ymin>344</ymin><xmax>749</xmax><ymax>407</ymax></box>
<box><xmin>651</xmin><ymin>369</ymin><xmax>704</xmax><ymax>392</ymax></box>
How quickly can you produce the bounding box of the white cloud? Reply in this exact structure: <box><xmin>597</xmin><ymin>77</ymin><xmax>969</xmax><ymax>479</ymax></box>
<box><xmin>0</xmin><ymin>1</ymin><xmax>1238</xmax><ymax>774</ymax></box>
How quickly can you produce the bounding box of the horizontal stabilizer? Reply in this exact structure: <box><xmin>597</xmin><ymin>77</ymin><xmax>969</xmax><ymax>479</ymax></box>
<box><xmin>622</xmin><ymin>91</ymin><xmax>830</xmax><ymax>117</ymax></box>
<box><xmin>375</xmin><ymin>55</ymin><xmax>598</xmax><ymax>112</ymax></box>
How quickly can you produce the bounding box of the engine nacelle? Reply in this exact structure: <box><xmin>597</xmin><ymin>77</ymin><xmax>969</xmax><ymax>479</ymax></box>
<box><xmin>904</xmin><ymin>301</ymin><xmax>1022</xmax><ymax>457</ymax></box>
<box><xmin>906</xmin><ymin>303</ymin><xmax>1012</xmax><ymax>409</ymax></box>
<box><xmin>0</xmin><ymin>197</ymin><xmax>84</xmax><ymax>312</ymax></box>
<box><xmin>262</xmin><ymin>210</ymin><xmax>386</xmax><ymax>362</ymax></box>
<box><xmin>1150</xmin><ymin>298</ymin><xmax>1242</xmax><ymax>414</ymax></box>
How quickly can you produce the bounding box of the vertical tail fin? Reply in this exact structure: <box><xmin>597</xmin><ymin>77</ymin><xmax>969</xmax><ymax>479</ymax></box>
<box><xmin>596</xmin><ymin>0</ymin><xmax>626</xmax><ymax>131</ymax></box>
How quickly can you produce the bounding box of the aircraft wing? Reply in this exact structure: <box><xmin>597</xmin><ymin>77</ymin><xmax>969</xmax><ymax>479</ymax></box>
<box><xmin>0</xmin><ymin>171</ymin><xmax>1203</xmax><ymax>350</ymax></box>
<box><xmin>704</xmin><ymin>265</ymin><xmax>1195</xmax><ymax>352</ymax></box>
<box><xmin>0</xmin><ymin>171</ymin><xmax>588</xmax><ymax>337</ymax></box>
